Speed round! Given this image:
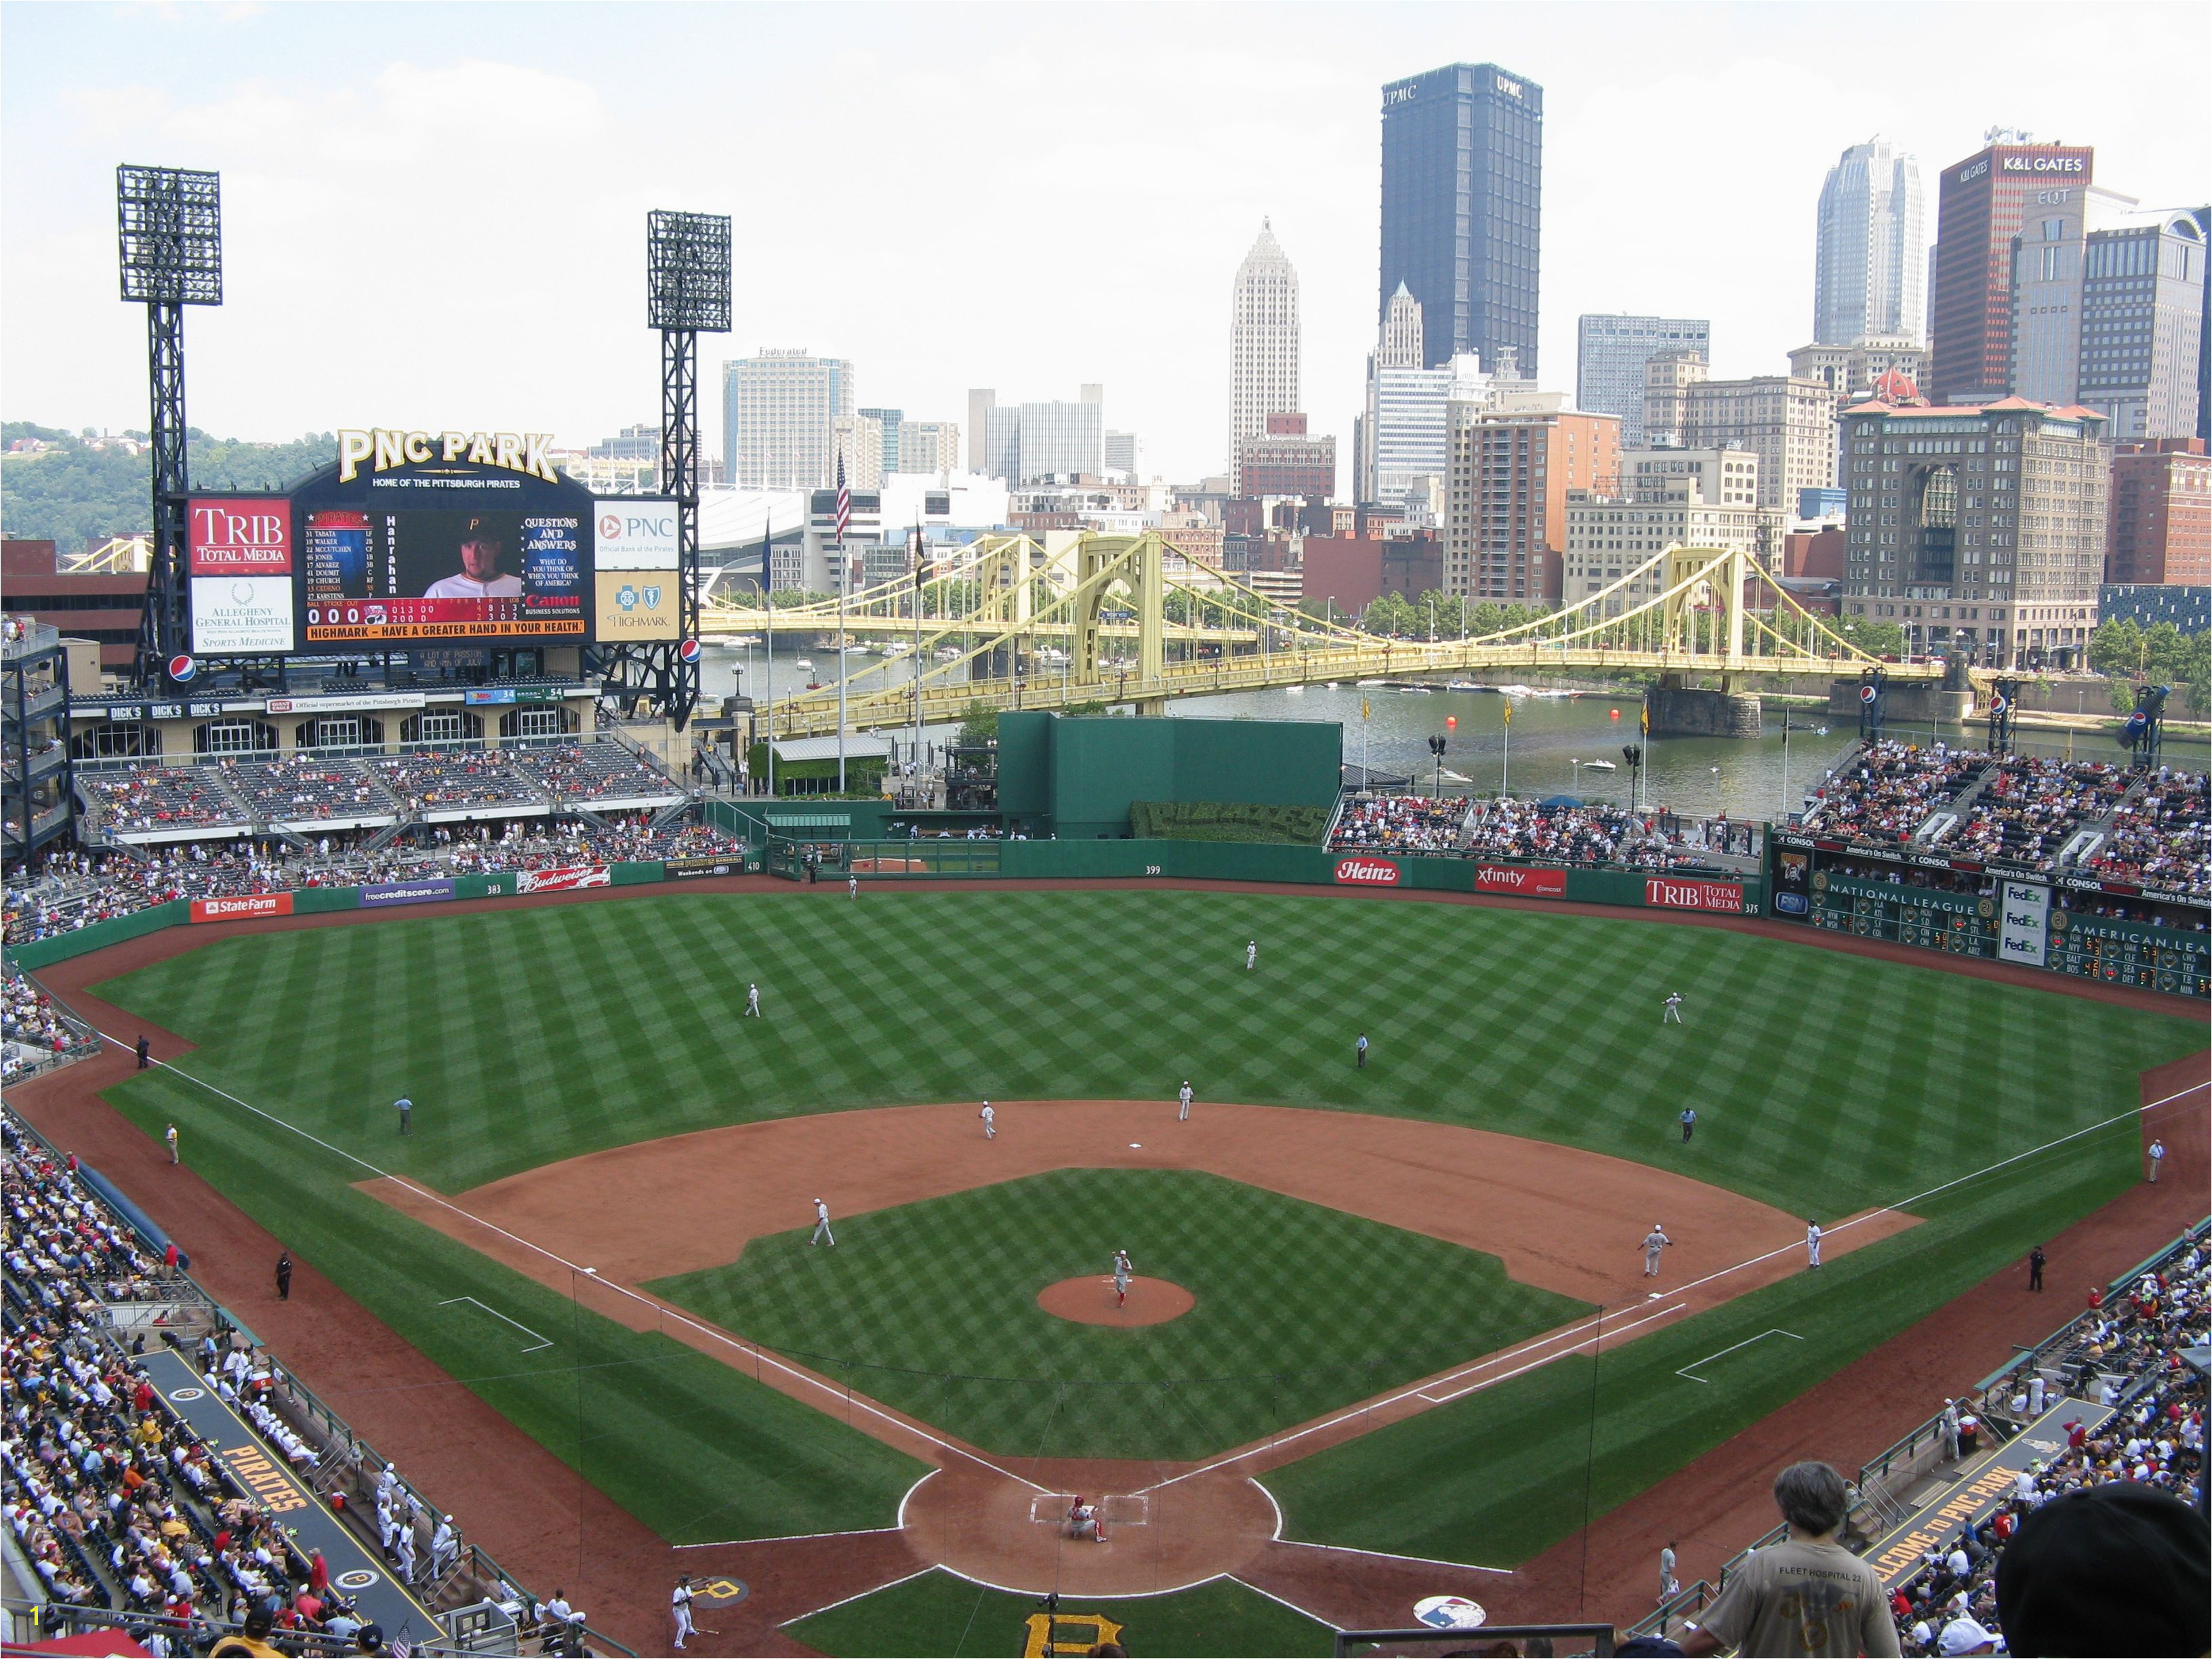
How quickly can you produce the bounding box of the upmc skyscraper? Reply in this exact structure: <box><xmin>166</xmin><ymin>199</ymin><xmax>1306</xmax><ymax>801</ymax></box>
<box><xmin>1379</xmin><ymin>63</ymin><xmax>1542</xmax><ymax>374</ymax></box>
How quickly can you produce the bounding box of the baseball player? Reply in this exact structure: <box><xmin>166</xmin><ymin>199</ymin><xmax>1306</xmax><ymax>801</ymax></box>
<box><xmin>1659</xmin><ymin>1540</ymin><xmax>1679</xmax><ymax>1602</ymax></box>
<box><xmin>671</xmin><ymin>1575</ymin><xmax>696</xmax><ymax>1652</ymax></box>
<box><xmin>848</xmin><ymin>872</ymin><xmax>859</xmax><ymax>899</ymax></box>
<box><xmin>745</xmin><ymin>983</ymin><xmax>762</xmax><ymax>1017</ymax></box>
<box><xmin>1805</xmin><ymin>1220</ymin><xmax>1822</xmax><ymax>1269</ymax></box>
<box><xmin>395</xmin><ymin>1097</ymin><xmax>412</xmax><ymax>1136</ymax></box>
<box><xmin>1679</xmin><ymin>1107</ymin><xmax>1696</xmax><ymax>1143</ymax></box>
<box><xmin>810</xmin><ymin>1197</ymin><xmax>836</xmax><ymax>1247</ymax></box>
<box><xmin>1641</xmin><ymin>1223</ymin><xmax>1673</xmax><ymax>1277</ymax></box>
<box><xmin>1246</xmin><ymin>939</ymin><xmax>1258</xmax><ymax>971</ymax></box>
<box><xmin>1662</xmin><ymin>991</ymin><xmax>1684</xmax><ymax>1025</ymax></box>
<box><xmin>1177</xmin><ymin>1081</ymin><xmax>1193</xmax><ymax>1122</ymax></box>
<box><xmin>1355</xmin><ymin>1032</ymin><xmax>1369</xmax><ymax>1069</ymax></box>
<box><xmin>980</xmin><ymin>1101</ymin><xmax>996</xmax><ymax>1139</ymax></box>
<box><xmin>165</xmin><ymin>1124</ymin><xmax>180</xmax><ymax>1165</ymax></box>
<box><xmin>1112</xmin><ymin>1248</ymin><xmax>1133</xmax><ymax>1308</ymax></box>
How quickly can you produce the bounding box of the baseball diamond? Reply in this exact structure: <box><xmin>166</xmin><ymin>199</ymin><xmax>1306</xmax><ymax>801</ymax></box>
<box><xmin>9</xmin><ymin>877</ymin><xmax>2205</xmax><ymax>1654</ymax></box>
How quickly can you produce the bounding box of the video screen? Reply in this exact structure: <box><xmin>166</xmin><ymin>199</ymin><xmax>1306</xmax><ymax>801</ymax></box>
<box><xmin>300</xmin><ymin>507</ymin><xmax>584</xmax><ymax>642</ymax></box>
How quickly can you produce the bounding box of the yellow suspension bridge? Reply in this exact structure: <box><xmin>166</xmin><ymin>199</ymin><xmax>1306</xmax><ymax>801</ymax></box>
<box><xmin>701</xmin><ymin>531</ymin><xmax>1930</xmax><ymax>741</ymax></box>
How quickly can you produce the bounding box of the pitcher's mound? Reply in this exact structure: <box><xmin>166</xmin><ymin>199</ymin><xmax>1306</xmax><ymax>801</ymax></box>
<box><xmin>1038</xmin><ymin>1275</ymin><xmax>1195</xmax><ymax>1327</ymax></box>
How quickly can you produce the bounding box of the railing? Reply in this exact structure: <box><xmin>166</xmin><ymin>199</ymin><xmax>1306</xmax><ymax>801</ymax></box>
<box><xmin>0</xmin><ymin>1094</ymin><xmax>636</xmax><ymax>1658</ymax></box>
<box><xmin>1628</xmin><ymin>1579</ymin><xmax>1715</xmax><ymax>1643</ymax></box>
<box><xmin>1336</xmin><ymin>1622</ymin><xmax>1618</xmax><ymax>1656</ymax></box>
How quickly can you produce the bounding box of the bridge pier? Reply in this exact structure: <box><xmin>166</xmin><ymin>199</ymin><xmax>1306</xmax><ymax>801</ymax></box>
<box><xmin>1647</xmin><ymin>680</ymin><xmax>1763</xmax><ymax>738</ymax></box>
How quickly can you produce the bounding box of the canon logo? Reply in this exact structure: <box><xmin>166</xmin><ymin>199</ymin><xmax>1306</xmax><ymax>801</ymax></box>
<box><xmin>1334</xmin><ymin>857</ymin><xmax>1401</xmax><ymax>886</ymax></box>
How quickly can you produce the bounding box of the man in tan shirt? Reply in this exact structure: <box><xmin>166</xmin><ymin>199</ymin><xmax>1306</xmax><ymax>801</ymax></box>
<box><xmin>1681</xmin><ymin>1461</ymin><xmax>1898</xmax><ymax>1658</ymax></box>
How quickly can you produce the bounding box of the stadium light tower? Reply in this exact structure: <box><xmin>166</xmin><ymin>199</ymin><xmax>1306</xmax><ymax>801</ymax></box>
<box><xmin>117</xmin><ymin>165</ymin><xmax>222</xmax><ymax>692</ymax></box>
<box><xmin>641</xmin><ymin>209</ymin><xmax>731</xmax><ymax>730</ymax></box>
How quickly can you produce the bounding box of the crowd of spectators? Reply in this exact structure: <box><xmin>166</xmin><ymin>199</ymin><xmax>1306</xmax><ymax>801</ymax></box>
<box><xmin>1881</xmin><ymin>1232</ymin><xmax>2206</xmax><ymax>1656</ymax></box>
<box><xmin>2087</xmin><ymin>769</ymin><xmax>2211</xmax><ymax>898</ymax></box>
<box><xmin>368</xmin><ymin>750</ymin><xmax>544</xmax><ymax>813</ymax></box>
<box><xmin>1948</xmin><ymin>756</ymin><xmax>2131</xmax><ymax>870</ymax></box>
<box><xmin>1</xmin><ymin>1109</ymin><xmax>336</xmax><ymax>1643</ymax></box>
<box><xmin>3</xmin><ymin>960</ymin><xmax>89</xmax><ymax>1082</ymax></box>
<box><xmin>1805</xmin><ymin>740</ymin><xmax>1990</xmax><ymax>844</ymax></box>
<box><xmin>1465</xmin><ymin>800</ymin><xmax>1678</xmax><ymax>868</ymax></box>
<box><xmin>226</xmin><ymin>758</ymin><xmax>396</xmax><ymax>825</ymax></box>
<box><xmin>518</xmin><ymin>743</ymin><xmax>685</xmax><ymax>803</ymax></box>
<box><xmin>3</xmin><ymin>814</ymin><xmax>747</xmax><ymax>945</ymax></box>
<box><xmin>1331</xmin><ymin>795</ymin><xmax>1469</xmax><ymax>854</ymax></box>
<box><xmin>79</xmin><ymin>766</ymin><xmax>251</xmax><ymax>836</ymax></box>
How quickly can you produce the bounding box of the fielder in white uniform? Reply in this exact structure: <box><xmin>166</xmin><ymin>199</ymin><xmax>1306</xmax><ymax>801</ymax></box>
<box><xmin>1662</xmin><ymin>991</ymin><xmax>1684</xmax><ymax>1024</ymax></box>
<box><xmin>1246</xmin><ymin>939</ymin><xmax>1258</xmax><ymax>970</ymax></box>
<box><xmin>745</xmin><ymin>983</ymin><xmax>761</xmax><ymax>1017</ymax></box>
<box><xmin>980</xmin><ymin>1102</ymin><xmax>996</xmax><ymax>1139</ymax></box>
<box><xmin>1642</xmin><ymin>1224</ymin><xmax>1673</xmax><ymax>1277</ymax></box>
<box><xmin>671</xmin><ymin>1576</ymin><xmax>695</xmax><ymax>1652</ymax></box>
<box><xmin>811</xmin><ymin>1197</ymin><xmax>836</xmax><ymax>1247</ymax></box>
<box><xmin>848</xmin><ymin>873</ymin><xmax>859</xmax><ymax>899</ymax></box>
<box><xmin>1177</xmin><ymin>1081</ymin><xmax>1193</xmax><ymax>1122</ymax></box>
<box><xmin>1805</xmin><ymin>1221</ymin><xmax>1822</xmax><ymax>1269</ymax></box>
<box><xmin>1112</xmin><ymin>1248</ymin><xmax>1133</xmax><ymax>1307</ymax></box>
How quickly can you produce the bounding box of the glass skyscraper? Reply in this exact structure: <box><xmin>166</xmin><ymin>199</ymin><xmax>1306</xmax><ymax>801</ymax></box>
<box><xmin>1378</xmin><ymin>62</ymin><xmax>1542</xmax><ymax>374</ymax></box>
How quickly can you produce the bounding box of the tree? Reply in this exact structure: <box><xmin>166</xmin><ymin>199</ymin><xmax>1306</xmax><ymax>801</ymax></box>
<box><xmin>956</xmin><ymin>700</ymin><xmax>1000</xmax><ymax>747</ymax></box>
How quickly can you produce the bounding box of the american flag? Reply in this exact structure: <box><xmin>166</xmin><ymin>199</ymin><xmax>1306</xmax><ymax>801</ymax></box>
<box><xmin>834</xmin><ymin>453</ymin><xmax>851</xmax><ymax>546</ymax></box>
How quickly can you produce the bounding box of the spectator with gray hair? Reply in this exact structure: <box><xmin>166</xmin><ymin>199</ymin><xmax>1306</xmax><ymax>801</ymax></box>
<box><xmin>1679</xmin><ymin>1461</ymin><xmax>1898</xmax><ymax>1657</ymax></box>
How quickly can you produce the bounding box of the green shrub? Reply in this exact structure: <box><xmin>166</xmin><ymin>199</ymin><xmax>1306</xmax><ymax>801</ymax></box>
<box><xmin>1129</xmin><ymin>800</ymin><xmax>1332</xmax><ymax>844</ymax></box>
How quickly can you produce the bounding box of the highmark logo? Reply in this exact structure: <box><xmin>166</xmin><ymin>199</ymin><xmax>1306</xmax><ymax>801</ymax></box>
<box><xmin>1334</xmin><ymin>857</ymin><xmax>1399</xmax><ymax>885</ymax></box>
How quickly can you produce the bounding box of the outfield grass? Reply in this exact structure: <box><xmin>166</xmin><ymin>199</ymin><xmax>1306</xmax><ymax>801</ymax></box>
<box><xmin>87</xmin><ymin>888</ymin><xmax>2203</xmax><ymax>1553</ymax></box>
<box><xmin>649</xmin><ymin>1168</ymin><xmax>1589</xmax><ymax>1459</ymax></box>
<box><xmin>784</xmin><ymin>1568</ymin><xmax>1336</xmax><ymax>1658</ymax></box>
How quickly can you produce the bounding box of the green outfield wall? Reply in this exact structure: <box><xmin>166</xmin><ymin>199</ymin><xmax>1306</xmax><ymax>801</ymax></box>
<box><xmin>998</xmin><ymin>712</ymin><xmax>1340</xmax><ymax>840</ymax></box>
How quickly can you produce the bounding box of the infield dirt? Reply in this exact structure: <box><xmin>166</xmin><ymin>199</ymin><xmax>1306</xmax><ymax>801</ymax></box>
<box><xmin>11</xmin><ymin>875</ymin><xmax>2203</xmax><ymax>1652</ymax></box>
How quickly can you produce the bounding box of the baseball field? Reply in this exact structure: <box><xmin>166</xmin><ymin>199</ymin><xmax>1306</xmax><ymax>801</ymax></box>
<box><xmin>78</xmin><ymin>884</ymin><xmax>2203</xmax><ymax>1646</ymax></box>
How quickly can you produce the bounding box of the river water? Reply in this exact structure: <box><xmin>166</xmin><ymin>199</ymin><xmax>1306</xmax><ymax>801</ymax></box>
<box><xmin>697</xmin><ymin>643</ymin><xmax>2114</xmax><ymax>817</ymax></box>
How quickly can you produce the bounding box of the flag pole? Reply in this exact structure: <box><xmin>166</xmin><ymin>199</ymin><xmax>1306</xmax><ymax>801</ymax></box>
<box><xmin>763</xmin><ymin>519</ymin><xmax>775</xmax><ymax>800</ymax></box>
<box><xmin>835</xmin><ymin>452</ymin><xmax>849</xmax><ymax>794</ymax></box>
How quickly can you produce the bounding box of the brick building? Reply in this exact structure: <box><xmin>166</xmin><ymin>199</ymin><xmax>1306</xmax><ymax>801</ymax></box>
<box><xmin>1</xmin><ymin>539</ymin><xmax>146</xmax><ymax>674</ymax></box>
<box><xmin>1443</xmin><ymin>408</ymin><xmax>1620</xmax><ymax>603</ymax></box>
<box><xmin>1231</xmin><ymin>413</ymin><xmax>1336</xmax><ymax>501</ymax></box>
<box><xmin>1301</xmin><ymin>535</ymin><xmax>1444</xmax><ymax>614</ymax></box>
<box><xmin>2106</xmin><ymin>437</ymin><xmax>2210</xmax><ymax>586</ymax></box>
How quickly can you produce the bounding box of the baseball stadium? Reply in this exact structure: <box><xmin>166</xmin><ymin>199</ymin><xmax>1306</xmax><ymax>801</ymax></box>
<box><xmin>5</xmin><ymin>193</ymin><xmax>2209</xmax><ymax>1659</ymax></box>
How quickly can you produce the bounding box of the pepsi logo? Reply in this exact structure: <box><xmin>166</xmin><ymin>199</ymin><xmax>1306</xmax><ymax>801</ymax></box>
<box><xmin>1334</xmin><ymin>857</ymin><xmax>1399</xmax><ymax>885</ymax></box>
<box><xmin>678</xmin><ymin>639</ymin><xmax>702</xmax><ymax>663</ymax></box>
<box><xmin>167</xmin><ymin>656</ymin><xmax>197</xmax><ymax>683</ymax></box>
<box><xmin>1859</xmin><ymin>684</ymin><xmax>1877</xmax><ymax>703</ymax></box>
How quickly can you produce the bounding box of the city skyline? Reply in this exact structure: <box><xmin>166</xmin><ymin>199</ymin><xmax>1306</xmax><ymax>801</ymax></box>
<box><xmin>2</xmin><ymin>3</ymin><xmax>2206</xmax><ymax>488</ymax></box>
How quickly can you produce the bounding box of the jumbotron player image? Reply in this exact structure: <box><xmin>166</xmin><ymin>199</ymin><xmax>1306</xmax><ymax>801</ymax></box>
<box><xmin>422</xmin><ymin>518</ymin><xmax>524</xmax><ymax>598</ymax></box>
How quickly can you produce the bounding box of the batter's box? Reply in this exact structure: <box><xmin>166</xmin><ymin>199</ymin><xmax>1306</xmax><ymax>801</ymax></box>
<box><xmin>1027</xmin><ymin>1494</ymin><xmax>1150</xmax><ymax>1525</ymax></box>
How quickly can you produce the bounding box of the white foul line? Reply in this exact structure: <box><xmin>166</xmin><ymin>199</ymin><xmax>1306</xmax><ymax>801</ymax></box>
<box><xmin>104</xmin><ymin>1033</ymin><xmax>1051</xmax><ymax>1496</ymax></box>
<box><xmin>436</xmin><ymin>1295</ymin><xmax>552</xmax><ymax>1353</ymax></box>
<box><xmin>1148</xmin><ymin>1079</ymin><xmax>2209</xmax><ymax>1496</ymax></box>
<box><xmin>1676</xmin><ymin>1328</ymin><xmax>1802</xmax><ymax>1384</ymax></box>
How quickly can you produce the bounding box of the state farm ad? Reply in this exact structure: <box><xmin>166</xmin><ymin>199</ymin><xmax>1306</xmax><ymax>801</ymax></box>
<box><xmin>1333</xmin><ymin>857</ymin><xmax>1400</xmax><ymax>886</ymax></box>
<box><xmin>1645</xmin><ymin>876</ymin><xmax>1745</xmax><ymax>913</ymax></box>
<box><xmin>1476</xmin><ymin>864</ymin><xmax>1568</xmax><ymax>898</ymax></box>
<box><xmin>189</xmin><ymin>893</ymin><xmax>294</xmax><ymax>924</ymax></box>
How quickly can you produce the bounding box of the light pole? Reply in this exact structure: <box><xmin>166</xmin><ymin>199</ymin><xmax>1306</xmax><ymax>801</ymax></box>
<box><xmin>1501</xmin><ymin>701</ymin><xmax>1512</xmax><ymax>798</ymax></box>
<box><xmin>1779</xmin><ymin>713</ymin><xmax>1791</xmax><ymax>824</ymax></box>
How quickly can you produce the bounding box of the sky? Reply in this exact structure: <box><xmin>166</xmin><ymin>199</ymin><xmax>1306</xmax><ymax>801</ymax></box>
<box><xmin>3</xmin><ymin>1</ymin><xmax>2207</xmax><ymax>489</ymax></box>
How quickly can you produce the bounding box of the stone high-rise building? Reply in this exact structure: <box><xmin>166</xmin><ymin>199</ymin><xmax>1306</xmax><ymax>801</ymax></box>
<box><xmin>1929</xmin><ymin>137</ymin><xmax>2095</xmax><ymax>404</ymax></box>
<box><xmin>1841</xmin><ymin>392</ymin><xmax>2108</xmax><ymax>666</ymax></box>
<box><xmin>2106</xmin><ymin>438</ymin><xmax>2211</xmax><ymax>586</ymax></box>
<box><xmin>1672</xmin><ymin>375</ymin><xmax>1838</xmax><ymax>514</ymax></box>
<box><xmin>1230</xmin><ymin>220</ymin><xmax>1300</xmax><ymax>460</ymax></box>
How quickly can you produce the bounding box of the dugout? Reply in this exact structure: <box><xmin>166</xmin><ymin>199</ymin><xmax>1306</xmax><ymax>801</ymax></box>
<box><xmin>996</xmin><ymin>710</ymin><xmax>1340</xmax><ymax>840</ymax></box>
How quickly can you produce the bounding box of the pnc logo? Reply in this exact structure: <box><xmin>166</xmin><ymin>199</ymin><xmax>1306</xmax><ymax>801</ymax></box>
<box><xmin>1334</xmin><ymin>857</ymin><xmax>1400</xmax><ymax>885</ymax></box>
<box><xmin>600</xmin><ymin>513</ymin><xmax>623</xmax><ymax>539</ymax></box>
